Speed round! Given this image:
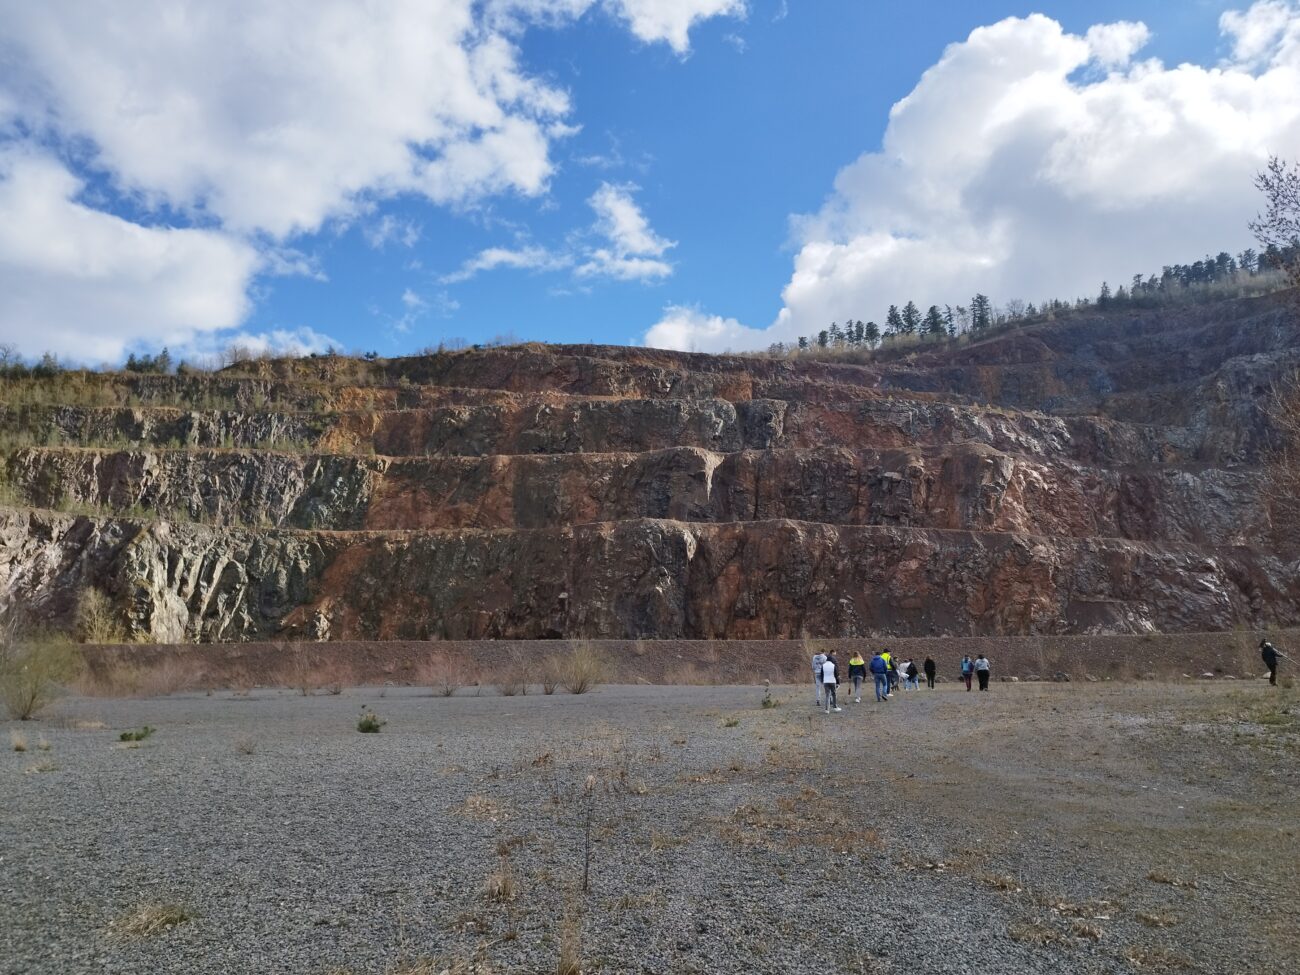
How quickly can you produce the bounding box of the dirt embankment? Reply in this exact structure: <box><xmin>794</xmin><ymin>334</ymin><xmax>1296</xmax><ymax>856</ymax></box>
<box><xmin>80</xmin><ymin>629</ymin><xmax>1290</xmax><ymax>689</ymax></box>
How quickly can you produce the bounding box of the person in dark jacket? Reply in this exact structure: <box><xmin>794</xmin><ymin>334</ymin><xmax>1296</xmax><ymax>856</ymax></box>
<box><xmin>923</xmin><ymin>657</ymin><xmax>936</xmax><ymax>689</ymax></box>
<box><xmin>848</xmin><ymin>652</ymin><xmax>867</xmax><ymax>703</ymax></box>
<box><xmin>1261</xmin><ymin>640</ymin><xmax>1280</xmax><ymax>686</ymax></box>
<box><xmin>887</xmin><ymin>652</ymin><xmax>900</xmax><ymax>693</ymax></box>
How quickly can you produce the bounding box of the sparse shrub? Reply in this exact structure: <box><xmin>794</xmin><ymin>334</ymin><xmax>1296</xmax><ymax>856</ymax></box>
<box><xmin>559</xmin><ymin>642</ymin><xmax>606</xmax><ymax>695</ymax></box>
<box><xmin>119</xmin><ymin>726</ymin><xmax>155</xmax><ymax>742</ymax></box>
<box><xmin>75</xmin><ymin>587</ymin><xmax>125</xmax><ymax>643</ymax></box>
<box><xmin>10</xmin><ymin>729</ymin><xmax>27</xmax><ymax>751</ymax></box>
<box><xmin>416</xmin><ymin>657</ymin><xmax>464</xmax><ymax>697</ymax></box>
<box><xmin>761</xmin><ymin>680</ymin><xmax>778</xmax><ymax>708</ymax></box>
<box><xmin>234</xmin><ymin>736</ymin><xmax>256</xmax><ymax>755</ymax></box>
<box><xmin>0</xmin><ymin>636</ymin><xmax>84</xmax><ymax>720</ymax></box>
<box><xmin>721</xmin><ymin>716</ymin><xmax>740</xmax><ymax>728</ymax></box>
<box><xmin>356</xmin><ymin>706</ymin><xmax>385</xmax><ymax>733</ymax></box>
<box><xmin>36</xmin><ymin>736</ymin><xmax>50</xmax><ymax>751</ymax></box>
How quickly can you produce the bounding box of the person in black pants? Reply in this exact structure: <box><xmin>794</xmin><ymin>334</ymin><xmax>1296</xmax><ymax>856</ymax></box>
<box><xmin>1261</xmin><ymin>640</ymin><xmax>1280</xmax><ymax>686</ymax></box>
<box><xmin>974</xmin><ymin>654</ymin><xmax>991</xmax><ymax>691</ymax></box>
<box><xmin>923</xmin><ymin>657</ymin><xmax>936</xmax><ymax>689</ymax></box>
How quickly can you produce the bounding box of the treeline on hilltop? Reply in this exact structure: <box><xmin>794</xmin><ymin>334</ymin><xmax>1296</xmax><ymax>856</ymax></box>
<box><xmin>772</xmin><ymin>243</ymin><xmax>1299</xmax><ymax>359</ymax></box>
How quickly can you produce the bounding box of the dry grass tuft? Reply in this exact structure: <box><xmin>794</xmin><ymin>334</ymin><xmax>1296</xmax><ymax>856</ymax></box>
<box><xmin>650</xmin><ymin>830</ymin><xmax>687</xmax><ymax>851</ymax></box>
<box><xmin>460</xmin><ymin>794</ymin><xmax>509</xmax><ymax>821</ymax></box>
<box><xmin>1069</xmin><ymin>919</ymin><xmax>1104</xmax><ymax>940</ymax></box>
<box><xmin>1136</xmin><ymin>910</ymin><xmax>1179</xmax><ymax>928</ymax></box>
<box><xmin>234</xmin><ymin>736</ymin><xmax>256</xmax><ymax>755</ymax></box>
<box><xmin>109</xmin><ymin>902</ymin><xmax>193</xmax><ymax>938</ymax></box>
<box><xmin>982</xmin><ymin>873</ymin><xmax>1023</xmax><ymax>893</ymax></box>
<box><xmin>1146</xmin><ymin>870</ymin><xmax>1197</xmax><ymax>889</ymax></box>
<box><xmin>24</xmin><ymin>759</ymin><xmax>58</xmax><ymax>773</ymax></box>
<box><xmin>1006</xmin><ymin>919</ymin><xmax>1067</xmax><ymax>946</ymax></box>
<box><xmin>1122</xmin><ymin>945</ymin><xmax>1193</xmax><ymax>969</ymax></box>
<box><xmin>485</xmin><ymin>856</ymin><xmax>516</xmax><ymax>903</ymax></box>
<box><xmin>10</xmin><ymin>728</ymin><xmax>27</xmax><ymax>751</ymax></box>
<box><xmin>557</xmin><ymin>903</ymin><xmax>583</xmax><ymax>975</ymax></box>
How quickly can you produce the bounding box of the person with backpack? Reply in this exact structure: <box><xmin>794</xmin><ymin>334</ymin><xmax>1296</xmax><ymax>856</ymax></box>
<box><xmin>884</xmin><ymin>651</ymin><xmax>899</xmax><ymax>694</ymax></box>
<box><xmin>960</xmin><ymin>655</ymin><xmax>974</xmax><ymax>691</ymax></box>
<box><xmin>811</xmin><ymin>648</ymin><xmax>828</xmax><ymax>707</ymax></box>
<box><xmin>923</xmin><ymin>656</ymin><xmax>937</xmax><ymax>689</ymax></box>
<box><xmin>869</xmin><ymin>650</ymin><xmax>890</xmax><ymax>702</ymax></box>
<box><xmin>1260</xmin><ymin>640</ymin><xmax>1280</xmax><ymax>686</ymax></box>
<box><xmin>822</xmin><ymin>653</ymin><xmax>842</xmax><ymax>713</ymax></box>
<box><xmin>848</xmin><ymin>651</ymin><xmax>867</xmax><ymax>703</ymax></box>
<box><xmin>974</xmin><ymin>653</ymin><xmax>991</xmax><ymax>691</ymax></box>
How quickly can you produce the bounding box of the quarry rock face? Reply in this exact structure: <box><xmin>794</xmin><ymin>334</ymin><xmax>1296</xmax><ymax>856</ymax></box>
<box><xmin>0</xmin><ymin>294</ymin><xmax>1297</xmax><ymax>641</ymax></box>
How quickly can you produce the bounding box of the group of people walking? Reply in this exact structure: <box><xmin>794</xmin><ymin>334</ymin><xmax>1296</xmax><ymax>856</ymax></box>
<box><xmin>811</xmin><ymin>648</ymin><xmax>991</xmax><ymax>712</ymax></box>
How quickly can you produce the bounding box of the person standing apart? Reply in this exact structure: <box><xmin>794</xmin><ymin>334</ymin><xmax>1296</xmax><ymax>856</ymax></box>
<box><xmin>1260</xmin><ymin>640</ymin><xmax>1280</xmax><ymax>686</ymax></box>
<box><xmin>974</xmin><ymin>653</ymin><xmax>991</xmax><ymax>691</ymax></box>
<box><xmin>848</xmin><ymin>652</ymin><xmax>867</xmax><ymax>703</ymax></box>
<box><xmin>811</xmin><ymin>647</ymin><xmax>828</xmax><ymax>707</ymax></box>
<box><xmin>870</xmin><ymin>651</ymin><xmax>890</xmax><ymax>702</ymax></box>
<box><xmin>822</xmin><ymin>654</ymin><xmax>841</xmax><ymax>713</ymax></box>
<box><xmin>960</xmin><ymin>655</ymin><xmax>974</xmax><ymax>691</ymax></box>
<box><xmin>923</xmin><ymin>656</ymin><xmax>936</xmax><ymax>689</ymax></box>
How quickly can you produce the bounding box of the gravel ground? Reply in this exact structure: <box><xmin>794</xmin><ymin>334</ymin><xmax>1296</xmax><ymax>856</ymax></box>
<box><xmin>2</xmin><ymin>680</ymin><xmax>1297</xmax><ymax>975</ymax></box>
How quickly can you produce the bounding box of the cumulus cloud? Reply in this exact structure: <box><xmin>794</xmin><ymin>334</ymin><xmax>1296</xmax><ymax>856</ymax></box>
<box><xmin>0</xmin><ymin>147</ymin><xmax>259</xmax><ymax>361</ymax></box>
<box><xmin>444</xmin><ymin>181</ymin><xmax>674</xmax><ymax>282</ymax></box>
<box><xmin>0</xmin><ymin>0</ymin><xmax>737</xmax><ymax>359</ymax></box>
<box><xmin>645</xmin><ymin>2</ymin><xmax>1300</xmax><ymax>352</ymax></box>
<box><xmin>643</xmin><ymin>305</ymin><xmax>762</xmax><ymax>351</ymax></box>
<box><xmin>576</xmin><ymin>182</ymin><xmax>675</xmax><ymax>279</ymax></box>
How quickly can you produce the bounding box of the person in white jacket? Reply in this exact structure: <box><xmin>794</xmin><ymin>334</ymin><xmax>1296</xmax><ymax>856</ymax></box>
<box><xmin>811</xmin><ymin>649</ymin><xmax>828</xmax><ymax>707</ymax></box>
<box><xmin>822</xmin><ymin>655</ymin><xmax>842</xmax><ymax>713</ymax></box>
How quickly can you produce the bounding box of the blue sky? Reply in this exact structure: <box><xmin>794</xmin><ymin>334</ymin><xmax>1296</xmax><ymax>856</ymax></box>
<box><xmin>1</xmin><ymin>0</ymin><xmax>1298</xmax><ymax>361</ymax></box>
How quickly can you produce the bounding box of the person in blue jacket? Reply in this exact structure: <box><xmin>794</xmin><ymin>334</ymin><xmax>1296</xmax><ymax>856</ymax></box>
<box><xmin>869</xmin><ymin>650</ymin><xmax>890</xmax><ymax>702</ymax></box>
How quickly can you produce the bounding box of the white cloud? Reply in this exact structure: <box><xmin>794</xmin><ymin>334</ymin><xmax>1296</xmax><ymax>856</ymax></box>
<box><xmin>647</xmin><ymin>3</ymin><xmax>1300</xmax><ymax>352</ymax></box>
<box><xmin>614</xmin><ymin>0</ymin><xmax>748</xmax><ymax>54</ymax></box>
<box><xmin>0</xmin><ymin>0</ymin><xmax>739</xmax><ymax>359</ymax></box>
<box><xmin>0</xmin><ymin>147</ymin><xmax>259</xmax><ymax>361</ymax></box>
<box><xmin>444</xmin><ymin>181</ymin><xmax>674</xmax><ymax>282</ymax></box>
<box><xmin>440</xmin><ymin>244</ymin><xmax>572</xmax><ymax>283</ymax></box>
<box><xmin>576</xmin><ymin>182</ymin><xmax>675</xmax><ymax>279</ymax></box>
<box><xmin>364</xmin><ymin>215</ymin><xmax>423</xmax><ymax>250</ymax></box>
<box><xmin>643</xmin><ymin>305</ymin><xmax>762</xmax><ymax>351</ymax></box>
<box><xmin>1084</xmin><ymin>21</ymin><xmax>1151</xmax><ymax>67</ymax></box>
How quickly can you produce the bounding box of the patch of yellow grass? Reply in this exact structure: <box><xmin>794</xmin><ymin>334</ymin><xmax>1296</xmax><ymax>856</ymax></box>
<box><xmin>109</xmin><ymin>902</ymin><xmax>193</xmax><ymax>938</ymax></box>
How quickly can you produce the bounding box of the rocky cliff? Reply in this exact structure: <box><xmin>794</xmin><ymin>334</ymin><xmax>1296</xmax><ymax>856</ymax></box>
<box><xmin>2</xmin><ymin>294</ymin><xmax>1298</xmax><ymax>641</ymax></box>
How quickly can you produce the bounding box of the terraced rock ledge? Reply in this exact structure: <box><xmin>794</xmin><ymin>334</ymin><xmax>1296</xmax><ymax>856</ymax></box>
<box><xmin>1</xmin><ymin>294</ymin><xmax>1297</xmax><ymax>641</ymax></box>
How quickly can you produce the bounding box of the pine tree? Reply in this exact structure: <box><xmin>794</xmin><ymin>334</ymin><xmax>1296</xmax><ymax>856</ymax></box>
<box><xmin>885</xmin><ymin>305</ymin><xmax>903</xmax><ymax>334</ymax></box>
<box><xmin>901</xmin><ymin>301</ymin><xmax>921</xmax><ymax>334</ymax></box>
<box><xmin>924</xmin><ymin>305</ymin><xmax>944</xmax><ymax>338</ymax></box>
<box><xmin>970</xmin><ymin>294</ymin><xmax>992</xmax><ymax>331</ymax></box>
<box><xmin>863</xmin><ymin>321</ymin><xmax>881</xmax><ymax>347</ymax></box>
<box><xmin>1097</xmin><ymin>281</ymin><xmax>1112</xmax><ymax>307</ymax></box>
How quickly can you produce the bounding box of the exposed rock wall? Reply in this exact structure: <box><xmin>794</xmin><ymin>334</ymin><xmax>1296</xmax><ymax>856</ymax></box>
<box><xmin>0</xmin><ymin>293</ymin><xmax>1296</xmax><ymax>641</ymax></box>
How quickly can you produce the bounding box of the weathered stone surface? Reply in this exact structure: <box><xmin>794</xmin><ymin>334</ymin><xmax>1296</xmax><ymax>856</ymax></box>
<box><xmin>0</xmin><ymin>292</ymin><xmax>1296</xmax><ymax>641</ymax></box>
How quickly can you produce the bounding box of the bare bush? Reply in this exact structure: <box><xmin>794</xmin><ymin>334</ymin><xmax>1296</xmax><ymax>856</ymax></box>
<box><xmin>75</xmin><ymin>587</ymin><xmax>125</xmax><ymax>643</ymax></box>
<box><xmin>558</xmin><ymin>643</ymin><xmax>607</xmax><ymax>695</ymax></box>
<box><xmin>0</xmin><ymin>632</ymin><xmax>83</xmax><ymax>720</ymax></box>
<box><xmin>416</xmin><ymin>657</ymin><xmax>466</xmax><ymax>697</ymax></box>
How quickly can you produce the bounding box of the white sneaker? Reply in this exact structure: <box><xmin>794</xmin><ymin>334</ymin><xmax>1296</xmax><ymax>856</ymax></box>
<box><xmin>833</xmin><ymin>707</ymin><xmax>843</xmax><ymax>712</ymax></box>
<box><xmin>854</xmin><ymin>697</ymin><xmax>861</xmax><ymax>703</ymax></box>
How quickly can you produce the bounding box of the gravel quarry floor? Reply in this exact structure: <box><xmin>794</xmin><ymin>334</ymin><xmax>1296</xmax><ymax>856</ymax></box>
<box><xmin>3</xmin><ymin>680</ymin><xmax>1297</xmax><ymax>975</ymax></box>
